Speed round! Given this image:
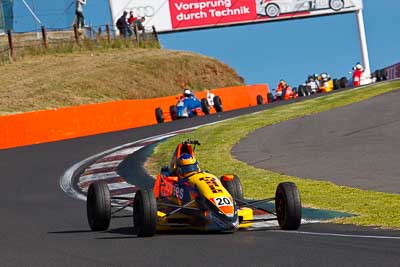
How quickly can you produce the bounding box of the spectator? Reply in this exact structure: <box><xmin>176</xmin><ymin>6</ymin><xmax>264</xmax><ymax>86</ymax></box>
<box><xmin>352</xmin><ymin>63</ymin><xmax>364</xmax><ymax>87</ymax></box>
<box><xmin>133</xmin><ymin>17</ymin><xmax>146</xmax><ymax>32</ymax></box>
<box><xmin>75</xmin><ymin>0</ymin><xmax>86</xmax><ymax>29</ymax></box>
<box><xmin>116</xmin><ymin>11</ymin><xmax>131</xmax><ymax>38</ymax></box>
<box><xmin>128</xmin><ymin>11</ymin><xmax>137</xmax><ymax>25</ymax></box>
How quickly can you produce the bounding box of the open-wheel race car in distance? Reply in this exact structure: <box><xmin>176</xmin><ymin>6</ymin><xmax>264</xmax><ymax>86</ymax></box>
<box><xmin>257</xmin><ymin>80</ymin><xmax>297</xmax><ymax>104</ymax></box>
<box><xmin>86</xmin><ymin>139</ymin><xmax>302</xmax><ymax>237</ymax></box>
<box><xmin>258</xmin><ymin>0</ymin><xmax>356</xmax><ymax>18</ymax></box>
<box><xmin>155</xmin><ymin>90</ymin><xmax>223</xmax><ymax>123</ymax></box>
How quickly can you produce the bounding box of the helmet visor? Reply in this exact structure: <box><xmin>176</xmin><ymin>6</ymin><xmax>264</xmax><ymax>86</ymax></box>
<box><xmin>178</xmin><ymin>162</ymin><xmax>199</xmax><ymax>175</ymax></box>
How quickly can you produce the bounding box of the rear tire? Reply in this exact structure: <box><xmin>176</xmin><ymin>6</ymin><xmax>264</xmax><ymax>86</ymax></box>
<box><xmin>220</xmin><ymin>175</ymin><xmax>244</xmax><ymax>200</ymax></box>
<box><xmin>275</xmin><ymin>182</ymin><xmax>301</xmax><ymax>230</ymax></box>
<box><xmin>374</xmin><ymin>70</ymin><xmax>382</xmax><ymax>81</ymax></box>
<box><xmin>339</xmin><ymin>77</ymin><xmax>348</xmax><ymax>88</ymax></box>
<box><xmin>87</xmin><ymin>182</ymin><xmax>111</xmax><ymax>231</ymax></box>
<box><xmin>265</xmin><ymin>3</ymin><xmax>280</xmax><ymax>17</ymax></box>
<box><xmin>298</xmin><ymin>85</ymin><xmax>305</xmax><ymax>97</ymax></box>
<box><xmin>333</xmin><ymin>79</ymin><xmax>340</xmax><ymax>90</ymax></box>
<box><xmin>213</xmin><ymin>96</ymin><xmax>223</xmax><ymax>112</ymax></box>
<box><xmin>201</xmin><ymin>98</ymin><xmax>210</xmax><ymax>115</ymax></box>
<box><xmin>257</xmin><ymin>95</ymin><xmax>264</xmax><ymax>105</ymax></box>
<box><xmin>133</xmin><ymin>190</ymin><xmax>157</xmax><ymax>237</ymax></box>
<box><xmin>155</xmin><ymin>108</ymin><xmax>164</xmax><ymax>123</ymax></box>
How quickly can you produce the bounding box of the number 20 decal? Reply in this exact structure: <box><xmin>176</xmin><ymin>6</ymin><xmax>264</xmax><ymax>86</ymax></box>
<box><xmin>214</xmin><ymin>197</ymin><xmax>232</xmax><ymax>206</ymax></box>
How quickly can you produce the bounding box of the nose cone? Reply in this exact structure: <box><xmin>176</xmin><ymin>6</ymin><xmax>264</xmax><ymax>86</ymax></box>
<box><xmin>206</xmin><ymin>208</ymin><xmax>239</xmax><ymax>232</ymax></box>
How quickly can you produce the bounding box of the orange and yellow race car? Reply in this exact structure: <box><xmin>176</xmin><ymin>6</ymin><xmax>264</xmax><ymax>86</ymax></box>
<box><xmin>86</xmin><ymin>140</ymin><xmax>302</xmax><ymax>237</ymax></box>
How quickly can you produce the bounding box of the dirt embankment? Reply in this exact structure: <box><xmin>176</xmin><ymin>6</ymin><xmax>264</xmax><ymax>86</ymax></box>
<box><xmin>0</xmin><ymin>48</ymin><xmax>244</xmax><ymax>115</ymax></box>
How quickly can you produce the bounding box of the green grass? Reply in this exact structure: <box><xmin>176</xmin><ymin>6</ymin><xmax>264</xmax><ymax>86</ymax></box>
<box><xmin>147</xmin><ymin>80</ymin><xmax>400</xmax><ymax>229</ymax></box>
<box><xmin>1</xmin><ymin>36</ymin><xmax>160</xmax><ymax>64</ymax></box>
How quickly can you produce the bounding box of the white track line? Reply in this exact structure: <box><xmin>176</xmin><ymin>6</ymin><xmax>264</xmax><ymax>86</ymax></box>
<box><xmin>276</xmin><ymin>230</ymin><xmax>400</xmax><ymax>240</ymax></box>
<box><xmin>107</xmin><ymin>182</ymin><xmax>135</xmax><ymax>190</ymax></box>
<box><xmin>249</xmin><ymin>218</ymin><xmax>320</xmax><ymax>229</ymax></box>
<box><xmin>79</xmin><ymin>172</ymin><xmax>119</xmax><ymax>183</ymax></box>
<box><xmin>60</xmin><ymin>122</ymin><xmax>219</xmax><ymax>201</ymax></box>
<box><xmin>86</xmin><ymin>160</ymin><xmax>122</xmax><ymax>170</ymax></box>
<box><xmin>60</xmin><ymin>119</ymin><xmax>235</xmax><ymax>201</ymax></box>
<box><xmin>108</xmin><ymin>146</ymin><xmax>144</xmax><ymax>157</ymax></box>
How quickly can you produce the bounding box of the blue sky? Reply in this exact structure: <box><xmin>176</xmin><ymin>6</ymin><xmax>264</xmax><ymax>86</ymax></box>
<box><xmin>11</xmin><ymin>0</ymin><xmax>400</xmax><ymax>89</ymax></box>
<box><xmin>159</xmin><ymin>0</ymin><xmax>400</xmax><ymax>88</ymax></box>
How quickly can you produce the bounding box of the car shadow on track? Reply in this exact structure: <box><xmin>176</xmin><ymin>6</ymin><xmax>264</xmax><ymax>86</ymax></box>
<box><xmin>95</xmin><ymin>226</ymin><xmax>279</xmax><ymax>240</ymax></box>
<box><xmin>48</xmin><ymin>230</ymin><xmax>93</xmax><ymax>234</ymax></box>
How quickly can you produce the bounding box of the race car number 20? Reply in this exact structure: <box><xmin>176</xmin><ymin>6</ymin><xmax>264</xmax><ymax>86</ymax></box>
<box><xmin>214</xmin><ymin>197</ymin><xmax>231</xmax><ymax>207</ymax></box>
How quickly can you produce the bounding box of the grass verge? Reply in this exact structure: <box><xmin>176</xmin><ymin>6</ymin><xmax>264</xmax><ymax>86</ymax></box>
<box><xmin>146</xmin><ymin>80</ymin><xmax>400</xmax><ymax>229</ymax></box>
<box><xmin>0</xmin><ymin>48</ymin><xmax>243</xmax><ymax>115</ymax></box>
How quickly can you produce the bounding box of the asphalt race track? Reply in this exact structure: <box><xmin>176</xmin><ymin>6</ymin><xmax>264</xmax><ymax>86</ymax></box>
<box><xmin>233</xmin><ymin>89</ymin><xmax>400</xmax><ymax>193</ymax></box>
<box><xmin>1</xmin><ymin>89</ymin><xmax>400</xmax><ymax>266</ymax></box>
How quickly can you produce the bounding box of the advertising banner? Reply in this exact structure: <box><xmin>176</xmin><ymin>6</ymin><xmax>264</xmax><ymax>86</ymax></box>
<box><xmin>109</xmin><ymin>0</ymin><xmax>363</xmax><ymax>33</ymax></box>
<box><xmin>385</xmin><ymin>63</ymin><xmax>400</xmax><ymax>80</ymax></box>
<box><xmin>1</xmin><ymin>0</ymin><xmax>13</xmax><ymax>33</ymax></box>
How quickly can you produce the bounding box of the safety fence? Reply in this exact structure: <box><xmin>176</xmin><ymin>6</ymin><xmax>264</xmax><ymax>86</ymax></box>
<box><xmin>0</xmin><ymin>24</ymin><xmax>159</xmax><ymax>62</ymax></box>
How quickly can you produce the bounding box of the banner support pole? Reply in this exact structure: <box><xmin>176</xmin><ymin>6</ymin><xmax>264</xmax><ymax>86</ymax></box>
<box><xmin>355</xmin><ymin>8</ymin><xmax>371</xmax><ymax>76</ymax></box>
<box><xmin>108</xmin><ymin>0</ymin><xmax>117</xmax><ymax>35</ymax></box>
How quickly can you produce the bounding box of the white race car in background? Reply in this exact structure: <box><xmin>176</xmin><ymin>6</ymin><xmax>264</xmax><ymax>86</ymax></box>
<box><xmin>257</xmin><ymin>0</ymin><xmax>356</xmax><ymax>18</ymax></box>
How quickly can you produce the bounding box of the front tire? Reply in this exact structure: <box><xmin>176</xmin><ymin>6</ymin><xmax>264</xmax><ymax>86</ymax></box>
<box><xmin>201</xmin><ymin>98</ymin><xmax>210</xmax><ymax>115</ymax></box>
<box><xmin>87</xmin><ymin>182</ymin><xmax>111</xmax><ymax>231</ymax></box>
<box><xmin>267</xmin><ymin>92</ymin><xmax>274</xmax><ymax>103</ymax></box>
<box><xmin>220</xmin><ymin>175</ymin><xmax>244</xmax><ymax>200</ymax></box>
<box><xmin>133</xmin><ymin>190</ymin><xmax>157</xmax><ymax>237</ymax></box>
<box><xmin>305</xmin><ymin>85</ymin><xmax>312</xmax><ymax>95</ymax></box>
<box><xmin>169</xmin><ymin>105</ymin><xmax>177</xmax><ymax>120</ymax></box>
<box><xmin>339</xmin><ymin>77</ymin><xmax>348</xmax><ymax>88</ymax></box>
<box><xmin>275</xmin><ymin>182</ymin><xmax>301</xmax><ymax>230</ymax></box>
<box><xmin>329</xmin><ymin>0</ymin><xmax>344</xmax><ymax>11</ymax></box>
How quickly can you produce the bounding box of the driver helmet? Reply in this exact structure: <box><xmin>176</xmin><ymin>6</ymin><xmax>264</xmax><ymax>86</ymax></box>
<box><xmin>355</xmin><ymin>63</ymin><xmax>363</xmax><ymax>70</ymax></box>
<box><xmin>279</xmin><ymin>80</ymin><xmax>287</xmax><ymax>88</ymax></box>
<box><xmin>176</xmin><ymin>153</ymin><xmax>200</xmax><ymax>178</ymax></box>
<box><xmin>320</xmin><ymin>73</ymin><xmax>328</xmax><ymax>81</ymax></box>
<box><xmin>183</xmin><ymin>89</ymin><xmax>192</xmax><ymax>97</ymax></box>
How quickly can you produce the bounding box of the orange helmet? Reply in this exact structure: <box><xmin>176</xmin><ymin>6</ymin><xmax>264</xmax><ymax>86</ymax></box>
<box><xmin>176</xmin><ymin>153</ymin><xmax>200</xmax><ymax>178</ymax></box>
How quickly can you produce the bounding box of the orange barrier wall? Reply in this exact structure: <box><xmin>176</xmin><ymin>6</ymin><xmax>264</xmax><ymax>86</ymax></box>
<box><xmin>0</xmin><ymin>84</ymin><xmax>269</xmax><ymax>150</ymax></box>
